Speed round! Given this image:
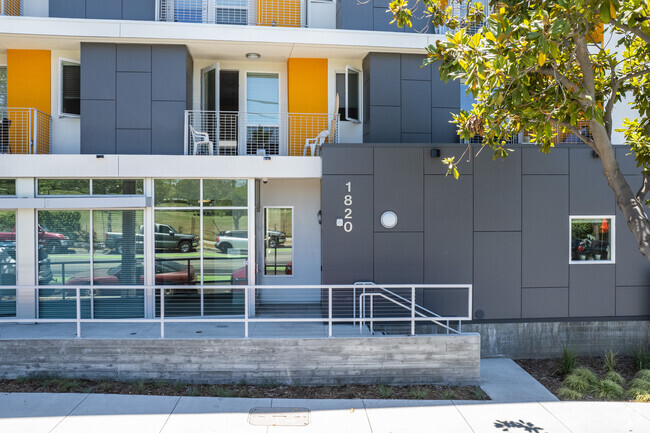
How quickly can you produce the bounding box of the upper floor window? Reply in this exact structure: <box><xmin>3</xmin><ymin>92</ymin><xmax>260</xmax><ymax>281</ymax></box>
<box><xmin>37</xmin><ymin>179</ymin><xmax>144</xmax><ymax>196</ymax></box>
<box><xmin>570</xmin><ymin>216</ymin><xmax>615</xmax><ymax>263</ymax></box>
<box><xmin>60</xmin><ymin>59</ymin><xmax>80</xmax><ymax>117</ymax></box>
<box><xmin>0</xmin><ymin>179</ymin><xmax>15</xmax><ymax>196</ymax></box>
<box><xmin>336</xmin><ymin>66</ymin><xmax>360</xmax><ymax>123</ymax></box>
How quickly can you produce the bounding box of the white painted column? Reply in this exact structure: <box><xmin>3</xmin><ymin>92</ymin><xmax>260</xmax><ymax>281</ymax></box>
<box><xmin>143</xmin><ymin>178</ymin><xmax>155</xmax><ymax>319</ymax></box>
<box><xmin>247</xmin><ymin>178</ymin><xmax>256</xmax><ymax>317</ymax></box>
<box><xmin>15</xmin><ymin>178</ymin><xmax>36</xmax><ymax>320</ymax></box>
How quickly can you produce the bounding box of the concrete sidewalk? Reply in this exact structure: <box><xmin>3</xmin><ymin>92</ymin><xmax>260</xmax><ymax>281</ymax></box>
<box><xmin>1</xmin><ymin>393</ymin><xmax>649</xmax><ymax>433</ymax></box>
<box><xmin>0</xmin><ymin>360</ymin><xmax>648</xmax><ymax>433</ymax></box>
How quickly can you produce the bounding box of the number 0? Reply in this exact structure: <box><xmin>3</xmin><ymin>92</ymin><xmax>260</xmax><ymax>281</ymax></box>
<box><xmin>344</xmin><ymin>221</ymin><xmax>353</xmax><ymax>232</ymax></box>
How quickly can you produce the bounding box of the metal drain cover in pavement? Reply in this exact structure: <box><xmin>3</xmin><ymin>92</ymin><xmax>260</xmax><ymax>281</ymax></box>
<box><xmin>248</xmin><ymin>407</ymin><xmax>310</xmax><ymax>426</ymax></box>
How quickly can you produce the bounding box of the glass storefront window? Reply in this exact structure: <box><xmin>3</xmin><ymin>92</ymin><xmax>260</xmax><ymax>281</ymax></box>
<box><xmin>0</xmin><ymin>210</ymin><xmax>16</xmax><ymax>317</ymax></box>
<box><xmin>0</xmin><ymin>179</ymin><xmax>15</xmax><ymax>195</ymax></box>
<box><xmin>204</xmin><ymin>210</ymin><xmax>248</xmax><ymax>285</ymax></box>
<box><xmin>93</xmin><ymin>179</ymin><xmax>144</xmax><ymax>195</ymax></box>
<box><xmin>154</xmin><ymin>179</ymin><xmax>200</xmax><ymax>207</ymax></box>
<box><xmin>264</xmin><ymin>207</ymin><xmax>293</xmax><ymax>276</ymax></box>
<box><xmin>37</xmin><ymin>210</ymin><xmax>91</xmax><ymax>319</ymax></box>
<box><xmin>570</xmin><ymin>217</ymin><xmax>614</xmax><ymax>262</ymax></box>
<box><xmin>38</xmin><ymin>179</ymin><xmax>90</xmax><ymax>195</ymax></box>
<box><xmin>203</xmin><ymin>179</ymin><xmax>247</xmax><ymax>207</ymax></box>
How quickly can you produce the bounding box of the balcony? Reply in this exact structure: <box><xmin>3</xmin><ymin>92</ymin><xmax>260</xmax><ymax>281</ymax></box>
<box><xmin>0</xmin><ymin>108</ymin><xmax>52</xmax><ymax>155</ymax></box>
<box><xmin>158</xmin><ymin>0</ymin><xmax>306</xmax><ymax>27</ymax></box>
<box><xmin>185</xmin><ymin>111</ymin><xmax>339</xmax><ymax>156</ymax></box>
<box><xmin>0</xmin><ymin>0</ymin><xmax>21</xmax><ymax>16</ymax></box>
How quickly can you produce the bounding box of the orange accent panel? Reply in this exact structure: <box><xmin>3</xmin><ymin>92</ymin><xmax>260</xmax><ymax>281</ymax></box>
<box><xmin>257</xmin><ymin>0</ymin><xmax>302</xmax><ymax>27</ymax></box>
<box><xmin>287</xmin><ymin>58</ymin><xmax>328</xmax><ymax>156</ymax></box>
<box><xmin>7</xmin><ymin>50</ymin><xmax>51</xmax><ymax>114</ymax></box>
<box><xmin>3</xmin><ymin>0</ymin><xmax>21</xmax><ymax>16</ymax></box>
<box><xmin>6</xmin><ymin>50</ymin><xmax>51</xmax><ymax>154</ymax></box>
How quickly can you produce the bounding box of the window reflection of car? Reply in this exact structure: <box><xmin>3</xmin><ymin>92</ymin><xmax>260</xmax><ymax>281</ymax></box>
<box><xmin>64</xmin><ymin>261</ymin><xmax>196</xmax><ymax>285</ymax></box>
<box><xmin>265</xmin><ymin>230</ymin><xmax>286</xmax><ymax>248</ymax></box>
<box><xmin>229</xmin><ymin>261</ymin><xmax>291</xmax><ymax>285</ymax></box>
<box><xmin>0</xmin><ymin>243</ymin><xmax>52</xmax><ymax>285</ymax></box>
<box><xmin>215</xmin><ymin>230</ymin><xmax>248</xmax><ymax>254</ymax></box>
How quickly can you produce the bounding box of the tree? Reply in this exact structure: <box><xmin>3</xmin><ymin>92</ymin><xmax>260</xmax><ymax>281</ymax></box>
<box><xmin>389</xmin><ymin>0</ymin><xmax>650</xmax><ymax>262</ymax></box>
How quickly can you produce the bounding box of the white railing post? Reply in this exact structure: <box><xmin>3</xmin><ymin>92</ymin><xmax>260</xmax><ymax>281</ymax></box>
<box><xmin>184</xmin><ymin>110</ymin><xmax>189</xmax><ymax>155</ymax></box>
<box><xmin>370</xmin><ymin>295</ymin><xmax>374</xmax><ymax>335</ymax></box>
<box><xmin>328</xmin><ymin>287</ymin><xmax>333</xmax><ymax>337</ymax></box>
<box><xmin>32</xmin><ymin>109</ymin><xmax>37</xmax><ymax>154</ymax></box>
<box><xmin>160</xmin><ymin>288</ymin><xmax>165</xmax><ymax>338</ymax></box>
<box><xmin>411</xmin><ymin>286</ymin><xmax>416</xmax><ymax>336</ymax></box>
<box><xmin>244</xmin><ymin>287</ymin><xmax>249</xmax><ymax>338</ymax></box>
<box><xmin>75</xmin><ymin>287</ymin><xmax>81</xmax><ymax>338</ymax></box>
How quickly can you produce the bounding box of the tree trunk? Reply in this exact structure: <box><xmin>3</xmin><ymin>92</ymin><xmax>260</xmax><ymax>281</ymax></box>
<box><xmin>590</xmin><ymin>121</ymin><xmax>650</xmax><ymax>263</ymax></box>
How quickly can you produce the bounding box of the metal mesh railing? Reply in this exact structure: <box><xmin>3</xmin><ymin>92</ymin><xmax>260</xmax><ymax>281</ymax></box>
<box><xmin>158</xmin><ymin>0</ymin><xmax>305</xmax><ymax>27</ymax></box>
<box><xmin>185</xmin><ymin>110</ymin><xmax>339</xmax><ymax>156</ymax></box>
<box><xmin>0</xmin><ymin>0</ymin><xmax>22</xmax><ymax>16</ymax></box>
<box><xmin>521</xmin><ymin>121</ymin><xmax>592</xmax><ymax>145</ymax></box>
<box><xmin>0</xmin><ymin>108</ymin><xmax>51</xmax><ymax>154</ymax></box>
<box><xmin>0</xmin><ymin>283</ymin><xmax>472</xmax><ymax>338</ymax></box>
<box><xmin>436</xmin><ymin>0</ymin><xmax>491</xmax><ymax>34</ymax></box>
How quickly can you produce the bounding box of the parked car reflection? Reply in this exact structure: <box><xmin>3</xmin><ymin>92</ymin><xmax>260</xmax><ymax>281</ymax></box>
<box><xmin>65</xmin><ymin>261</ymin><xmax>196</xmax><ymax>285</ymax></box>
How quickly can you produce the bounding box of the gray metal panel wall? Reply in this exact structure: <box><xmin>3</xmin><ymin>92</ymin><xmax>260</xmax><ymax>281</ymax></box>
<box><xmin>424</xmin><ymin>175</ymin><xmax>473</xmax><ymax>284</ymax></box>
<box><xmin>522</xmin><ymin>175</ymin><xmax>569</xmax><ymax>288</ymax></box>
<box><xmin>49</xmin><ymin>0</ymin><xmax>85</xmax><ymax>18</ymax></box>
<box><xmin>50</xmin><ymin>0</ymin><xmax>155</xmax><ymax>20</ymax></box>
<box><xmin>81</xmin><ymin>43</ymin><xmax>191</xmax><ymax>155</ymax></box>
<box><xmin>321</xmin><ymin>175</ymin><xmax>374</xmax><ymax>284</ymax></box>
<box><xmin>570</xmin><ymin>148</ymin><xmax>615</xmax><ymax>214</ymax></box>
<box><xmin>337</xmin><ymin>0</ymin><xmax>432</xmax><ymax>33</ymax></box>
<box><xmin>363</xmin><ymin>53</ymin><xmax>460</xmax><ymax>144</ymax></box>
<box><xmin>322</xmin><ymin>143</ymin><xmax>650</xmax><ymax>321</ymax></box>
<box><xmin>474</xmin><ymin>150</ymin><xmax>522</xmax><ymax>231</ymax></box>
<box><xmin>373</xmin><ymin>147</ymin><xmax>423</xmax><ymax>232</ymax></box>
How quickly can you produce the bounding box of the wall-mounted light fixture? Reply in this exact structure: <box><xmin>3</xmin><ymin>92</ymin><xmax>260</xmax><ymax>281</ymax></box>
<box><xmin>96</xmin><ymin>155</ymin><xmax>104</xmax><ymax>159</ymax></box>
<box><xmin>430</xmin><ymin>149</ymin><xmax>441</xmax><ymax>158</ymax></box>
<box><xmin>246</xmin><ymin>53</ymin><xmax>261</xmax><ymax>60</ymax></box>
<box><xmin>380</xmin><ymin>211</ymin><xmax>398</xmax><ymax>229</ymax></box>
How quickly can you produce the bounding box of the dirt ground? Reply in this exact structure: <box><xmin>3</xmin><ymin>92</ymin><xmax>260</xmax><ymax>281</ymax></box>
<box><xmin>0</xmin><ymin>378</ymin><xmax>489</xmax><ymax>401</ymax></box>
<box><xmin>515</xmin><ymin>356</ymin><xmax>639</xmax><ymax>400</ymax></box>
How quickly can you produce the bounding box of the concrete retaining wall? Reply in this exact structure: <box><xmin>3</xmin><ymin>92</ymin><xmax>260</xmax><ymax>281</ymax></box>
<box><xmin>466</xmin><ymin>320</ymin><xmax>649</xmax><ymax>358</ymax></box>
<box><xmin>0</xmin><ymin>334</ymin><xmax>480</xmax><ymax>385</ymax></box>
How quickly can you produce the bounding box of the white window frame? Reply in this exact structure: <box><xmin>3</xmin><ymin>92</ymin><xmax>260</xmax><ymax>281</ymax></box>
<box><xmin>336</xmin><ymin>66</ymin><xmax>362</xmax><ymax>123</ymax></box>
<box><xmin>569</xmin><ymin>215</ymin><xmax>616</xmax><ymax>264</ymax></box>
<box><xmin>58</xmin><ymin>58</ymin><xmax>80</xmax><ymax>118</ymax></box>
<box><xmin>0</xmin><ymin>64</ymin><xmax>7</xmax><ymax>112</ymax></box>
<box><xmin>263</xmin><ymin>205</ymin><xmax>294</xmax><ymax>278</ymax></box>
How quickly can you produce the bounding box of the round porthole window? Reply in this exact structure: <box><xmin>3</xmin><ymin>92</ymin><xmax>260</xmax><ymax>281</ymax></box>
<box><xmin>380</xmin><ymin>211</ymin><xmax>398</xmax><ymax>229</ymax></box>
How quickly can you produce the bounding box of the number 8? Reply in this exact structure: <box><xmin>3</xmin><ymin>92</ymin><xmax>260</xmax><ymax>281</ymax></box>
<box><xmin>344</xmin><ymin>195</ymin><xmax>352</xmax><ymax>206</ymax></box>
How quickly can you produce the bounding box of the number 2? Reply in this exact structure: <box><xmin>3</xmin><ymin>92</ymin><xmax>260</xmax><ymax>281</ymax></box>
<box><xmin>344</xmin><ymin>208</ymin><xmax>352</xmax><ymax>219</ymax></box>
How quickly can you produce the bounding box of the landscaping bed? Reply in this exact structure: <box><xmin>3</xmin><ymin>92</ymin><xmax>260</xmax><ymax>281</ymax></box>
<box><xmin>0</xmin><ymin>378</ymin><xmax>489</xmax><ymax>401</ymax></box>
<box><xmin>516</xmin><ymin>349</ymin><xmax>650</xmax><ymax>401</ymax></box>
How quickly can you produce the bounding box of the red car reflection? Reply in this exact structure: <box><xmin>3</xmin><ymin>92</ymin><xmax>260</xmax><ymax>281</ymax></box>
<box><xmin>230</xmin><ymin>261</ymin><xmax>292</xmax><ymax>285</ymax></box>
<box><xmin>65</xmin><ymin>261</ymin><xmax>196</xmax><ymax>285</ymax></box>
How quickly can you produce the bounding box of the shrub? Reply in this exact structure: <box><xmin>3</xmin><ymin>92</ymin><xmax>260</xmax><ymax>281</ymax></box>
<box><xmin>472</xmin><ymin>387</ymin><xmax>488</xmax><ymax>400</ymax></box>
<box><xmin>409</xmin><ymin>387</ymin><xmax>428</xmax><ymax>399</ymax></box>
<box><xmin>441</xmin><ymin>389</ymin><xmax>455</xmax><ymax>400</ymax></box>
<box><xmin>563</xmin><ymin>373</ymin><xmax>592</xmax><ymax>394</ymax></box>
<box><xmin>557</xmin><ymin>387</ymin><xmax>583</xmax><ymax>400</ymax></box>
<box><xmin>632</xmin><ymin>392</ymin><xmax>650</xmax><ymax>402</ymax></box>
<box><xmin>603</xmin><ymin>371</ymin><xmax>625</xmax><ymax>387</ymax></box>
<box><xmin>628</xmin><ymin>378</ymin><xmax>650</xmax><ymax>392</ymax></box>
<box><xmin>634</xmin><ymin>369</ymin><xmax>650</xmax><ymax>382</ymax></box>
<box><xmin>209</xmin><ymin>386</ymin><xmax>234</xmax><ymax>398</ymax></box>
<box><xmin>593</xmin><ymin>379</ymin><xmax>624</xmax><ymax>401</ymax></box>
<box><xmin>378</xmin><ymin>384</ymin><xmax>393</xmax><ymax>399</ymax></box>
<box><xmin>187</xmin><ymin>387</ymin><xmax>200</xmax><ymax>397</ymax></box>
<box><xmin>557</xmin><ymin>346</ymin><xmax>577</xmax><ymax>375</ymax></box>
<box><xmin>604</xmin><ymin>350</ymin><xmax>618</xmax><ymax>372</ymax></box>
<box><xmin>631</xmin><ymin>346</ymin><xmax>650</xmax><ymax>370</ymax></box>
<box><xmin>627</xmin><ymin>387</ymin><xmax>650</xmax><ymax>401</ymax></box>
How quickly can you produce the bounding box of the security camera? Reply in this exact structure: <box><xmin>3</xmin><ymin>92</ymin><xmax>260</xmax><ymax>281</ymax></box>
<box><xmin>262</xmin><ymin>178</ymin><xmax>269</xmax><ymax>184</ymax></box>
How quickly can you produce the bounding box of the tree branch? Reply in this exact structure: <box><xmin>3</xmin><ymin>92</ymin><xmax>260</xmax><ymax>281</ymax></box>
<box><xmin>638</xmin><ymin>171</ymin><xmax>650</xmax><ymax>203</ymax></box>
<box><xmin>612</xmin><ymin>20</ymin><xmax>650</xmax><ymax>45</ymax></box>
<box><xmin>537</xmin><ymin>67</ymin><xmax>581</xmax><ymax>93</ymax></box>
<box><xmin>551</xmin><ymin>119</ymin><xmax>594</xmax><ymax>147</ymax></box>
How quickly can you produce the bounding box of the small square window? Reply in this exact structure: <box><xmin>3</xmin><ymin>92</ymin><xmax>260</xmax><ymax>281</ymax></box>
<box><xmin>570</xmin><ymin>216</ymin><xmax>615</xmax><ymax>263</ymax></box>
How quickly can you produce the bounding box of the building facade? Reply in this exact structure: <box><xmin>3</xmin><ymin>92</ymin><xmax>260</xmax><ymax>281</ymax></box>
<box><xmin>0</xmin><ymin>0</ymin><xmax>648</xmax><ymax>372</ymax></box>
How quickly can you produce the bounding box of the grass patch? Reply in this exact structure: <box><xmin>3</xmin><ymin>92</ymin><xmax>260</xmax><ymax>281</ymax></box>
<box><xmin>409</xmin><ymin>387</ymin><xmax>428</xmax><ymax>399</ymax></box>
<box><xmin>604</xmin><ymin>350</ymin><xmax>618</xmax><ymax>372</ymax></box>
<box><xmin>631</xmin><ymin>346</ymin><xmax>650</xmax><ymax>371</ymax></box>
<box><xmin>563</xmin><ymin>372</ymin><xmax>592</xmax><ymax>394</ymax></box>
<box><xmin>628</xmin><ymin>378</ymin><xmax>650</xmax><ymax>392</ymax></box>
<box><xmin>603</xmin><ymin>371</ymin><xmax>625</xmax><ymax>387</ymax></box>
<box><xmin>209</xmin><ymin>386</ymin><xmax>234</xmax><ymax>398</ymax></box>
<box><xmin>634</xmin><ymin>369</ymin><xmax>650</xmax><ymax>382</ymax></box>
<box><xmin>441</xmin><ymin>389</ymin><xmax>455</xmax><ymax>400</ymax></box>
<box><xmin>557</xmin><ymin>346</ymin><xmax>577</xmax><ymax>375</ymax></box>
<box><xmin>378</xmin><ymin>384</ymin><xmax>393</xmax><ymax>399</ymax></box>
<box><xmin>557</xmin><ymin>387</ymin><xmax>583</xmax><ymax>400</ymax></box>
<box><xmin>472</xmin><ymin>387</ymin><xmax>488</xmax><ymax>400</ymax></box>
<box><xmin>593</xmin><ymin>379</ymin><xmax>624</xmax><ymax>401</ymax></box>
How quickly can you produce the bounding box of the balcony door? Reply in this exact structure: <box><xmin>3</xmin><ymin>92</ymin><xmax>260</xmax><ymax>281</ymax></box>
<box><xmin>245</xmin><ymin>72</ymin><xmax>279</xmax><ymax>155</ymax></box>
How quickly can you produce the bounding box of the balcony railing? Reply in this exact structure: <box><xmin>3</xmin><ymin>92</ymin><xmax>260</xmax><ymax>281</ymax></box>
<box><xmin>466</xmin><ymin>121</ymin><xmax>592</xmax><ymax>146</ymax></box>
<box><xmin>0</xmin><ymin>0</ymin><xmax>22</xmax><ymax>16</ymax></box>
<box><xmin>158</xmin><ymin>0</ymin><xmax>306</xmax><ymax>27</ymax></box>
<box><xmin>185</xmin><ymin>110</ymin><xmax>339</xmax><ymax>156</ymax></box>
<box><xmin>0</xmin><ymin>108</ymin><xmax>52</xmax><ymax>155</ymax></box>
